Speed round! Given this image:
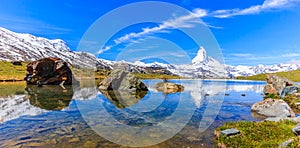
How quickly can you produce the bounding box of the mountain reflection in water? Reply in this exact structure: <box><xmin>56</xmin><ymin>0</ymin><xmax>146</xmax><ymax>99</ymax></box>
<box><xmin>0</xmin><ymin>80</ymin><xmax>266</xmax><ymax>147</ymax></box>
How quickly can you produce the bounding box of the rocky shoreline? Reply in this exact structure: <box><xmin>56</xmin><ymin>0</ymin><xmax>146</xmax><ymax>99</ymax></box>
<box><xmin>216</xmin><ymin>74</ymin><xmax>300</xmax><ymax>147</ymax></box>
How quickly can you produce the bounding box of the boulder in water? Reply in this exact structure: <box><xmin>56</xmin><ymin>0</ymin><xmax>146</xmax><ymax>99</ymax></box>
<box><xmin>98</xmin><ymin>69</ymin><xmax>148</xmax><ymax>92</ymax></box>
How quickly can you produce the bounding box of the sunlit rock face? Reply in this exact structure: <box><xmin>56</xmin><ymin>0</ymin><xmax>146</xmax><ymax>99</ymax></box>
<box><xmin>263</xmin><ymin>74</ymin><xmax>299</xmax><ymax>97</ymax></box>
<box><xmin>251</xmin><ymin>98</ymin><xmax>295</xmax><ymax>118</ymax></box>
<box><xmin>99</xmin><ymin>69</ymin><xmax>148</xmax><ymax>91</ymax></box>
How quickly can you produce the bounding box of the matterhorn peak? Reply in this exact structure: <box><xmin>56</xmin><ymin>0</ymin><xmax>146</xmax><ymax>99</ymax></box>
<box><xmin>192</xmin><ymin>46</ymin><xmax>207</xmax><ymax>64</ymax></box>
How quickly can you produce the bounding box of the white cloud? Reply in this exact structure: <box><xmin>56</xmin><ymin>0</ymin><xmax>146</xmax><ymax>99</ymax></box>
<box><xmin>99</xmin><ymin>9</ymin><xmax>208</xmax><ymax>53</ymax></box>
<box><xmin>99</xmin><ymin>0</ymin><xmax>299</xmax><ymax>53</ymax></box>
<box><xmin>282</xmin><ymin>53</ymin><xmax>300</xmax><ymax>57</ymax></box>
<box><xmin>212</xmin><ymin>0</ymin><xmax>298</xmax><ymax>18</ymax></box>
<box><xmin>97</xmin><ymin>45</ymin><xmax>112</xmax><ymax>54</ymax></box>
<box><xmin>230</xmin><ymin>53</ymin><xmax>253</xmax><ymax>57</ymax></box>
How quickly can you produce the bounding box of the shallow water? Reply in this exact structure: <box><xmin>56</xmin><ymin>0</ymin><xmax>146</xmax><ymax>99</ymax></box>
<box><xmin>0</xmin><ymin>80</ymin><xmax>265</xmax><ymax>147</ymax></box>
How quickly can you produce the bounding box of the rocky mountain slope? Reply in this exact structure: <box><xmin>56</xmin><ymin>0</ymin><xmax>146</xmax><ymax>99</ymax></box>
<box><xmin>1</xmin><ymin>27</ymin><xmax>299</xmax><ymax>78</ymax></box>
<box><xmin>226</xmin><ymin>63</ymin><xmax>300</xmax><ymax>77</ymax></box>
<box><xmin>0</xmin><ymin>27</ymin><xmax>112</xmax><ymax>69</ymax></box>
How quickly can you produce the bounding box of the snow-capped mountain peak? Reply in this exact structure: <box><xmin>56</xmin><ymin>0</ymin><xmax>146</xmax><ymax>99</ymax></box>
<box><xmin>1</xmin><ymin>27</ymin><xmax>300</xmax><ymax>78</ymax></box>
<box><xmin>192</xmin><ymin>46</ymin><xmax>207</xmax><ymax>64</ymax></box>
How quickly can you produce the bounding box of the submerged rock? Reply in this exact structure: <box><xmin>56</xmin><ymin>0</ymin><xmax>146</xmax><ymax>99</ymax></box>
<box><xmin>263</xmin><ymin>74</ymin><xmax>299</xmax><ymax>98</ymax></box>
<box><xmin>99</xmin><ymin>69</ymin><xmax>148</xmax><ymax>91</ymax></box>
<box><xmin>251</xmin><ymin>98</ymin><xmax>295</xmax><ymax>118</ymax></box>
<box><xmin>155</xmin><ymin>82</ymin><xmax>184</xmax><ymax>94</ymax></box>
<box><xmin>24</xmin><ymin>57</ymin><xmax>78</xmax><ymax>85</ymax></box>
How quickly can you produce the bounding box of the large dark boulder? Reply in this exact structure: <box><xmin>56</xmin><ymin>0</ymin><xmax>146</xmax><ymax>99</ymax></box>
<box><xmin>24</xmin><ymin>58</ymin><xmax>78</xmax><ymax>85</ymax></box>
<box><xmin>263</xmin><ymin>74</ymin><xmax>299</xmax><ymax>98</ymax></box>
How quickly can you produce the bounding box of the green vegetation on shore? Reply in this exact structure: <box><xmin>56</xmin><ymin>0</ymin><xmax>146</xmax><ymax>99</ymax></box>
<box><xmin>215</xmin><ymin>120</ymin><xmax>297</xmax><ymax>147</ymax></box>
<box><xmin>133</xmin><ymin>73</ymin><xmax>180</xmax><ymax>79</ymax></box>
<box><xmin>0</xmin><ymin>62</ymin><xmax>27</xmax><ymax>81</ymax></box>
<box><xmin>0</xmin><ymin>62</ymin><xmax>181</xmax><ymax>81</ymax></box>
<box><xmin>236</xmin><ymin>70</ymin><xmax>300</xmax><ymax>82</ymax></box>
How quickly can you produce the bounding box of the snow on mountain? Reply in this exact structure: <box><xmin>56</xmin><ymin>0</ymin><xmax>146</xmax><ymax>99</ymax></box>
<box><xmin>1</xmin><ymin>27</ymin><xmax>299</xmax><ymax>78</ymax></box>
<box><xmin>226</xmin><ymin>63</ymin><xmax>300</xmax><ymax>77</ymax></box>
<box><xmin>167</xmin><ymin>47</ymin><xmax>228</xmax><ymax>78</ymax></box>
<box><xmin>192</xmin><ymin>46</ymin><xmax>207</xmax><ymax>64</ymax></box>
<box><xmin>132</xmin><ymin>47</ymin><xmax>228</xmax><ymax>78</ymax></box>
<box><xmin>0</xmin><ymin>27</ymin><xmax>112</xmax><ymax>69</ymax></box>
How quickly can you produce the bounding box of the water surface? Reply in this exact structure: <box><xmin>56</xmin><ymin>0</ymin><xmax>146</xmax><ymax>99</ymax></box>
<box><xmin>0</xmin><ymin>80</ymin><xmax>265</xmax><ymax>147</ymax></box>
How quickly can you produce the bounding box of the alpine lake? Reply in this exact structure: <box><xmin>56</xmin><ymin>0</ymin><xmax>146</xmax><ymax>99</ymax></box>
<box><xmin>0</xmin><ymin>79</ymin><xmax>266</xmax><ymax>147</ymax></box>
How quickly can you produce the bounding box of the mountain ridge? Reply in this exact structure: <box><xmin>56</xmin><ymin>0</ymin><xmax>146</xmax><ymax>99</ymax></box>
<box><xmin>1</xmin><ymin>27</ymin><xmax>299</xmax><ymax>78</ymax></box>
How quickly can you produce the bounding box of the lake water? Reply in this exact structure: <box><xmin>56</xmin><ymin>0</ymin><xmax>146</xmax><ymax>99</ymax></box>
<box><xmin>0</xmin><ymin>80</ymin><xmax>265</xmax><ymax>147</ymax></box>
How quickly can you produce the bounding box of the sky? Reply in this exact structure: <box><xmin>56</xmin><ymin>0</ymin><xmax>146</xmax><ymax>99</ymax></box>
<box><xmin>0</xmin><ymin>0</ymin><xmax>300</xmax><ymax>66</ymax></box>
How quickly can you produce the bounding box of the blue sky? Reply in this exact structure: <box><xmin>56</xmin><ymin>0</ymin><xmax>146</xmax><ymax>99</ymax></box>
<box><xmin>0</xmin><ymin>0</ymin><xmax>300</xmax><ymax>66</ymax></box>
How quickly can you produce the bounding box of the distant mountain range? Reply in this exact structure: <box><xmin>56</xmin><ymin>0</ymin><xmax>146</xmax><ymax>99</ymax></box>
<box><xmin>1</xmin><ymin>27</ymin><xmax>299</xmax><ymax>78</ymax></box>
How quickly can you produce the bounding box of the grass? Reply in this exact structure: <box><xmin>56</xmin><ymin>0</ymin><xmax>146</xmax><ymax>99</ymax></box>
<box><xmin>133</xmin><ymin>73</ymin><xmax>181</xmax><ymax>79</ymax></box>
<box><xmin>0</xmin><ymin>62</ymin><xmax>181</xmax><ymax>81</ymax></box>
<box><xmin>236</xmin><ymin>70</ymin><xmax>300</xmax><ymax>82</ymax></box>
<box><xmin>215</xmin><ymin>120</ymin><xmax>297</xmax><ymax>147</ymax></box>
<box><xmin>0</xmin><ymin>62</ymin><xmax>27</xmax><ymax>81</ymax></box>
<box><xmin>72</xmin><ymin>68</ymin><xmax>109</xmax><ymax>80</ymax></box>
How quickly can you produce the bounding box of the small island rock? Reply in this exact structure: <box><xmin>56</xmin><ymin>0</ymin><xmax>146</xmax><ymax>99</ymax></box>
<box><xmin>155</xmin><ymin>82</ymin><xmax>184</xmax><ymax>94</ymax></box>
